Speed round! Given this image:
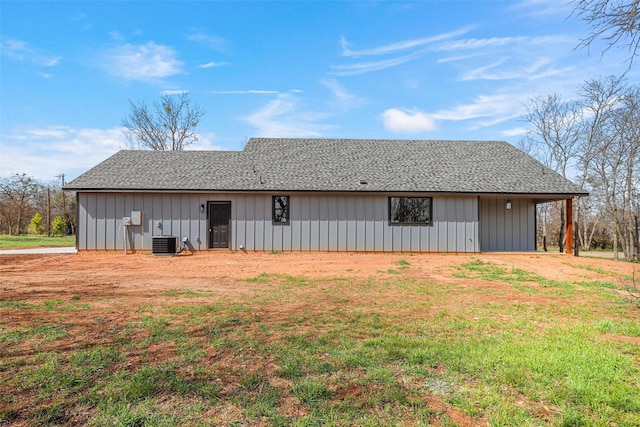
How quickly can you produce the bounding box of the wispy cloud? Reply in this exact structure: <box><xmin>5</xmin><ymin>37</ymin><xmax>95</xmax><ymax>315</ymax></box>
<box><xmin>510</xmin><ymin>0</ymin><xmax>573</xmax><ymax>19</ymax></box>
<box><xmin>330</xmin><ymin>51</ymin><xmax>424</xmax><ymax>76</ymax></box>
<box><xmin>320</xmin><ymin>79</ymin><xmax>366</xmax><ymax>109</ymax></box>
<box><xmin>109</xmin><ymin>31</ymin><xmax>125</xmax><ymax>41</ymax></box>
<box><xmin>381</xmin><ymin>91</ymin><xmax>529</xmax><ymax>136</ymax></box>
<box><xmin>211</xmin><ymin>90</ymin><xmax>280</xmax><ymax>95</ymax></box>
<box><xmin>161</xmin><ymin>89</ymin><xmax>189</xmax><ymax>96</ymax></box>
<box><xmin>380</xmin><ymin>108</ymin><xmax>436</xmax><ymax>133</ymax></box>
<box><xmin>102</xmin><ymin>42</ymin><xmax>183</xmax><ymax>81</ymax></box>
<box><xmin>460</xmin><ymin>59</ymin><xmax>514</xmax><ymax>81</ymax></box>
<box><xmin>453</xmin><ymin>37</ymin><xmax>577</xmax><ymax>82</ymax></box>
<box><xmin>435</xmin><ymin>36</ymin><xmax>528</xmax><ymax>51</ymax></box>
<box><xmin>198</xmin><ymin>61</ymin><xmax>229</xmax><ymax>68</ymax></box>
<box><xmin>0</xmin><ymin>37</ymin><xmax>61</xmax><ymax>67</ymax></box>
<box><xmin>70</xmin><ymin>12</ymin><xmax>91</xmax><ymax>31</ymax></box>
<box><xmin>333</xmin><ymin>27</ymin><xmax>473</xmax><ymax>75</ymax></box>
<box><xmin>437</xmin><ymin>53</ymin><xmax>484</xmax><ymax>64</ymax></box>
<box><xmin>340</xmin><ymin>26</ymin><xmax>473</xmax><ymax>57</ymax></box>
<box><xmin>245</xmin><ymin>94</ymin><xmax>333</xmax><ymax>137</ymax></box>
<box><xmin>501</xmin><ymin>127</ymin><xmax>529</xmax><ymax>137</ymax></box>
<box><xmin>187</xmin><ymin>31</ymin><xmax>227</xmax><ymax>50</ymax></box>
<box><xmin>432</xmin><ymin>94</ymin><xmax>519</xmax><ymax>122</ymax></box>
<box><xmin>435</xmin><ymin>35</ymin><xmax>574</xmax><ymax>52</ymax></box>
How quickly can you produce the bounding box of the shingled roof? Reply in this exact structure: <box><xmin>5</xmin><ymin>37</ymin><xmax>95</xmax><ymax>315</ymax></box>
<box><xmin>65</xmin><ymin>138</ymin><xmax>587</xmax><ymax>197</ymax></box>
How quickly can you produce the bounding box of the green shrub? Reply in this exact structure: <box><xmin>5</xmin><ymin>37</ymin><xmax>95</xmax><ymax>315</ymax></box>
<box><xmin>51</xmin><ymin>216</ymin><xmax>66</xmax><ymax>236</ymax></box>
<box><xmin>29</xmin><ymin>213</ymin><xmax>44</xmax><ymax>235</ymax></box>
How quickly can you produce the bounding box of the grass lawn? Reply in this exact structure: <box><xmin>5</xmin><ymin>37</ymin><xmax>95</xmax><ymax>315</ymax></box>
<box><xmin>1</xmin><ymin>256</ymin><xmax>639</xmax><ymax>426</ymax></box>
<box><xmin>0</xmin><ymin>234</ymin><xmax>75</xmax><ymax>249</ymax></box>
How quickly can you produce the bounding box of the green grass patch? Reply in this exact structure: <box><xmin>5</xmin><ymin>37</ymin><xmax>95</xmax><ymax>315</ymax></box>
<box><xmin>161</xmin><ymin>289</ymin><xmax>213</xmax><ymax>298</ymax></box>
<box><xmin>3</xmin><ymin>262</ymin><xmax>640</xmax><ymax>426</ymax></box>
<box><xmin>0</xmin><ymin>234</ymin><xmax>75</xmax><ymax>249</ymax></box>
<box><xmin>454</xmin><ymin>260</ymin><xmax>574</xmax><ymax>295</ymax></box>
<box><xmin>0</xmin><ymin>300</ymin><xmax>35</xmax><ymax>309</ymax></box>
<box><xmin>1</xmin><ymin>324</ymin><xmax>67</xmax><ymax>343</ymax></box>
<box><xmin>41</xmin><ymin>299</ymin><xmax>91</xmax><ymax>311</ymax></box>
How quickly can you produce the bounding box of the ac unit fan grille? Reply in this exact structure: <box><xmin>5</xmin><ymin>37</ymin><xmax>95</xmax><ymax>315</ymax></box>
<box><xmin>152</xmin><ymin>236</ymin><xmax>178</xmax><ymax>255</ymax></box>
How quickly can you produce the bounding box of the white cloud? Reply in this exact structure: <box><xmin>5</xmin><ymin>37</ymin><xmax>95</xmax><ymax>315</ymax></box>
<box><xmin>109</xmin><ymin>31</ymin><xmax>125</xmax><ymax>41</ymax></box>
<box><xmin>161</xmin><ymin>89</ymin><xmax>189</xmax><ymax>96</ymax></box>
<box><xmin>501</xmin><ymin>127</ymin><xmax>529</xmax><ymax>137</ymax></box>
<box><xmin>1</xmin><ymin>126</ymin><xmax>126</xmax><ymax>180</ymax></box>
<box><xmin>320</xmin><ymin>79</ymin><xmax>366</xmax><ymax>109</ymax></box>
<box><xmin>333</xmin><ymin>28</ymin><xmax>474</xmax><ymax>75</ymax></box>
<box><xmin>437</xmin><ymin>53</ymin><xmax>484</xmax><ymax>64</ymax></box>
<box><xmin>245</xmin><ymin>94</ymin><xmax>333</xmax><ymax>137</ymax></box>
<box><xmin>187</xmin><ymin>32</ymin><xmax>227</xmax><ymax>50</ymax></box>
<box><xmin>22</xmin><ymin>126</ymin><xmax>74</xmax><ymax>139</ymax></box>
<box><xmin>186</xmin><ymin>132</ymin><xmax>225</xmax><ymax>151</ymax></box>
<box><xmin>103</xmin><ymin>42</ymin><xmax>183</xmax><ymax>81</ymax></box>
<box><xmin>211</xmin><ymin>90</ymin><xmax>280</xmax><ymax>95</ymax></box>
<box><xmin>330</xmin><ymin>51</ymin><xmax>424</xmax><ymax>76</ymax></box>
<box><xmin>1</xmin><ymin>37</ymin><xmax>61</xmax><ymax>67</ymax></box>
<box><xmin>380</xmin><ymin>108</ymin><xmax>436</xmax><ymax>133</ymax></box>
<box><xmin>340</xmin><ymin>27</ymin><xmax>473</xmax><ymax>57</ymax></box>
<box><xmin>432</xmin><ymin>94</ymin><xmax>518</xmax><ymax>122</ymax></box>
<box><xmin>439</xmin><ymin>33</ymin><xmax>579</xmax><ymax>85</ymax></box>
<box><xmin>198</xmin><ymin>61</ymin><xmax>229</xmax><ymax>68</ymax></box>
<box><xmin>435</xmin><ymin>36</ymin><xmax>527</xmax><ymax>52</ymax></box>
<box><xmin>510</xmin><ymin>0</ymin><xmax>572</xmax><ymax>19</ymax></box>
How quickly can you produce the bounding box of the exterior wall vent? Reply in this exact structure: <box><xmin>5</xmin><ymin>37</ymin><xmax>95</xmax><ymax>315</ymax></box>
<box><xmin>152</xmin><ymin>236</ymin><xmax>178</xmax><ymax>255</ymax></box>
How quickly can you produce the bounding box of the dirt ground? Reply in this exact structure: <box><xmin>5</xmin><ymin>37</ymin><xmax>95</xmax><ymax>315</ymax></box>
<box><xmin>1</xmin><ymin>251</ymin><xmax>638</xmax><ymax>427</ymax></box>
<box><xmin>1</xmin><ymin>251</ymin><xmax>637</xmax><ymax>303</ymax></box>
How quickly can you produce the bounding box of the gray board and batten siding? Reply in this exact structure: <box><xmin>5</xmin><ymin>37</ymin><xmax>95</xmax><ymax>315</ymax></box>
<box><xmin>68</xmin><ymin>138</ymin><xmax>585</xmax><ymax>253</ymax></box>
<box><xmin>76</xmin><ymin>192</ymin><xmax>498</xmax><ymax>253</ymax></box>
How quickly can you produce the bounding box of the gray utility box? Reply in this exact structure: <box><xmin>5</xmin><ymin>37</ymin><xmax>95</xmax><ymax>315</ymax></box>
<box><xmin>131</xmin><ymin>211</ymin><xmax>142</xmax><ymax>226</ymax></box>
<box><xmin>152</xmin><ymin>236</ymin><xmax>178</xmax><ymax>255</ymax></box>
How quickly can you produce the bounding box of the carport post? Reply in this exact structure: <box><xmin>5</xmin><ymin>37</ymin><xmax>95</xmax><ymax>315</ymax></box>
<box><xmin>566</xmin><ymin>198</ymin><xmax>573</xmax><ymax>255</ymax></box>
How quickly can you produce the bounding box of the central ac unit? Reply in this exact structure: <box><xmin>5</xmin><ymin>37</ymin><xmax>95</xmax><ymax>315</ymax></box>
<box><xmin>152</xmin><ymin>236</ymin><xmax>178</xmax><ymax>255</ymax></box>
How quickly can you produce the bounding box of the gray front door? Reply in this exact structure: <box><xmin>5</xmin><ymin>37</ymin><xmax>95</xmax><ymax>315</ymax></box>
<box><xmin>208</xmin><ymin>202</ymin><xmax>231</xmax><ymax>249</ymax></box>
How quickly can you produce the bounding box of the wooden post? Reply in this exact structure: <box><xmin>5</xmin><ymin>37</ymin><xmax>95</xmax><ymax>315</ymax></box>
<box><xmin>566</xmin><ymin>198</ymin><xmax>573</xmax><ymax>255</ymax></box>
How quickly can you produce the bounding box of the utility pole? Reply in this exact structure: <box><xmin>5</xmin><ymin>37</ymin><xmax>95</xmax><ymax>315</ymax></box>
<box><xmin>47</xmin><ymin>187</ymin><xmax>51</xmax><ymax>236</ymax></box>
<box><xmin>56</xmin><ymin>174</ymin><xmax>66</xmax><ymax>219</ymax></box>
<box><xmin>55</xmin><ymin>174</ymin><xmax>67</xmax><ymax>234</ymax></box>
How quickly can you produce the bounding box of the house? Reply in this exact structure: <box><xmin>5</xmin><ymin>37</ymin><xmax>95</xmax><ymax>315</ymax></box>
<box><xmin>64</xmin><ymin>138</ymin><xmax>588</xmax><ymax>253</ymax></box>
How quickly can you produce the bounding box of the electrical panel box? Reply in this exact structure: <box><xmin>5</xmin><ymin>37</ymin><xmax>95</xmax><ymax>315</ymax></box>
<box><xmin>123</xmin><ymin>217</ymin><xmax>132</xmax><ymax>226</ymax></box>
<box><xmin>131</xmin><ymin>211</ymin><xmax>142</xmax><ymax>226</ymax></box>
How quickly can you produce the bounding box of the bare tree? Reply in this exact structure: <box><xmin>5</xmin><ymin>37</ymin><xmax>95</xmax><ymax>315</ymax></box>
<box><xmin>576</xmin><ymin>75</ymin><xmax>625</xmax><ymax>250</ymax></box>
<box><xmin>122</xmin><ymin>92</ymin><xmax>205</xmax><ymax>151</ymax></box>
<box><xmin>573</xmin><ymin>0</ymin><xmax>640</xmax><ymax>67</ymax></box>
<box><xmin>0</xmin><ymin>173</ymin><xmax>42</xmax><ymax>235</ymax></box>
<box><xmin>524</xmin><ymin>93</ymin><xmax>583</xmax><ymax>252</ymax></box>
<box><xmin>580</xmin><ymin>76</ymin><xmax>640</xmax><ymax>261</ymax></box>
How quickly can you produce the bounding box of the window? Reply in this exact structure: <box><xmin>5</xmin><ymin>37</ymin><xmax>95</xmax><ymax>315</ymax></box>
<box><xmin>389</xmin><ymin>197</ymin><xmax>433</xmax><ymax>225</ymax></box>
<box><xmin>272</xmin><ymin>195</ymin><xmax>290</xmax><ymax>224</ymax></box>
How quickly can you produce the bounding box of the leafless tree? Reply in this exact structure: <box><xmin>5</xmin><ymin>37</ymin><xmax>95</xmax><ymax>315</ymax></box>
<box><xmin>579</xmin><ymin>76</ymin><xmax>639</xmax><ymax>260</ymax></box>
<box><xmin>524</xmin><ymin>93</ymin><xmax>582</xmax><ymax>252</ymax></box>
<box><xmin>573</xmin><ymin>0</ymin><xmax>640</xmax><ymax>67</ymax></box>
<box><xmin>122</xmin><ymin>92</ymin><xmax>205</xmax><ymax>151</ymax></box>
<box><xmin>605</xmin><ymin>87</ymin><xmax>640</xmax><ymax>259</ymax></box>
<box><xmin>576</xmin><ymin>75</ymin><xmax>625</xmax><ymax>250</ymax></box>
<box><xmin>0</xmin><ymin>173</ymin><xmax>42</xmax><ymax>235</ymax></box>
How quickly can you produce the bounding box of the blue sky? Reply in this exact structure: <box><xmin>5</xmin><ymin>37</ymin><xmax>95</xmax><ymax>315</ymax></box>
<box><xmin>1</xmin><ymin>0</ymin><xmax>637</xmax><ymax>182</ymax></box>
